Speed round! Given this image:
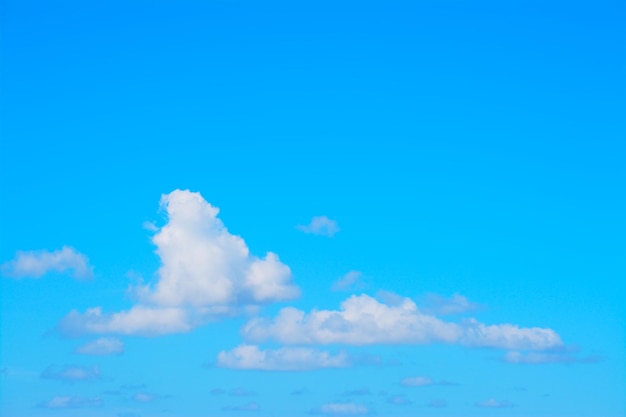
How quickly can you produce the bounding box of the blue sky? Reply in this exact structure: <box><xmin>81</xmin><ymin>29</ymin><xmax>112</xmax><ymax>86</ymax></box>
<box><xmin>1</xmin><ymin>1</ymin><xmax>624</xmax><ymax>416</ymax></box>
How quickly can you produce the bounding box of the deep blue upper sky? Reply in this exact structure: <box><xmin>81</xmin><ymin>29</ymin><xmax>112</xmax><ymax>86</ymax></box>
<box><xmin>1</xmin><ymin>1</ymin><xmax>624</xmax><ymax>417</ymax></box>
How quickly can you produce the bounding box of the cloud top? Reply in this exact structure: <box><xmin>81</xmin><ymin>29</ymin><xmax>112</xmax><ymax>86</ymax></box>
<box><xmin>2</xmin><ymin>247</ymin><xmax>93</xmax><ymax>279</ymax></box>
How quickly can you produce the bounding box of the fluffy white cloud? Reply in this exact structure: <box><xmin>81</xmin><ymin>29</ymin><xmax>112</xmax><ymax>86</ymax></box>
<box><xmin>314</xmin><ymin>402</ymin><xmax>369</xmax><ymax>415</ymax></box>
<box><xmin>75</xmin><ymin>338</ymin><xmax>124</xmax><ymax>355</ymax></box>
<box><xmin>242</xmin><ymin>294</ymin><xmax>562</xmax><ymax>351</ymax></box>
<box><xmin>216</xmin><ymin>344</ymin><xmax>350</xmax><ymax>371</ymax></box>
<box><xmin>58</xmin><ymin>190</ymin><xmax>300</xmax><ymax>336</ymax></box>
<box><xmin>41</xmin><ymin>365</ymin><xmax>100</xmax><ymax>382</ymax></box>
<box><xmin>297</xmin><ymin>216</ymin><xmax>339</xmax><ymax>237</ymax></box>
<box><xmin>38</xmin><ymin>396</ymin><xmax>102</xmax><ymax>409</ymax></box>
<box><xmin>332</xmin><ymin>271</ymin><xmax>363</xmax><ymax>292</ymax></box>
<box><xmin>401</xmin><ymin>376</ymin><xmax>433</xmax><ymax>387</ymax></box>
<box><xmin>475</xmin><ymin>399</ymin><xmax>515</xmax><ymax>408</ymax></box>
<box><xmin>1</xmin><ymin>247</ymin><xmax>93</xmax><ymax>279</ymax></box>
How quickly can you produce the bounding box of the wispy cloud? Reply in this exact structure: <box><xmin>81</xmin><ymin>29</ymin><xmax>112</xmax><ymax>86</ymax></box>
<box><xmin>38</xmin><ymin>396</ymin><xmax>102</xmax><ymax>409</ymax></box>
<box><xmin>2</xmin><ymin>247</ymin><xmax>93</xmax><ymax>279</ymax></box>
<box><xmin>76</xmin><ymin>337</ymin><xmax>124</xmax><ymax>356</ymax></box>
<box><xmin>297</xmin><ymin>216</ymin><xmax>339</xmax><ymax>237</ymax></box>
<box><xmin>427</xmin><ymin>399</ymin><xmax>447</xmax><ymax>408</ymax></box>
<box><xmin>216</xmin><ymin>344</ymin><xmax>350</xmax><ymax>371</ymax></box>
<box><xmin>332</xmin><ymin>271</ymin><xmax>364</xmax><ymax>292</ymax></box>
<box><xmin>312</xmin><ymin>402</ymin><xmax>369</xmax><ymax>415</ymax></box>
<box><xmin>56</xmin><ymin>190</ymin><xmax>300</xmax><ymax>337</ymax></box>
<box><xmin>41</xmin><ymin>365</ymin><xmax>101</xmax><ymax>382</ymax></box>
<box><xmin>401</xmin><ymin>376</ymin><xmax>433</xmax><ymax>387</ymax></box>
<box><xmin>222</xmin><ymin>402</ymin><xmax>260</xmax><ymax>411</ymax></box>
<box><xmin>342</xmin><ymin>388</ymin><xmax>371</xmax><ymax>396</ymax></box>
<box><xmin>420</xmin><ymin>293</ymin><xmax>479</xmax><ymax>315</ymax></box>
<box><xmin>476</xmin><ymin>399</ymin><xmax>515</xmax><ymax>408</ymax></box>
<box><xmin>387</xmin><ymin>395</ymin><xmax>411</xmax><ymax>405</ymax></box>
<box><xmin>502</xmin><ymin>350</ymin><xmax>603</xmax><ymax>364</ymax></box>
<box><xmin>243</xmin><ymin>294</ymin><xmax>563</xmax><ymax>350</ymax></box>
<box><xmin>132</xmin><ymin>392</ymin><xmax>163</xmax><ymax>403</ymax></box>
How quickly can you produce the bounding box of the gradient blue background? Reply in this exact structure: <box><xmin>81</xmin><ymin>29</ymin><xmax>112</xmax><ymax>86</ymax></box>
<box><xmin>1</xmin><ymin>1</ymin><xmax>625</xmax><ymax>416</ymax></box>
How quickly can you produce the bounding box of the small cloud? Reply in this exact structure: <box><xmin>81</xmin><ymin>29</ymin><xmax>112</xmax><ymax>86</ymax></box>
<box><xmin>476</xmin><ymin>399</ymin><xmax>515</xmax><ymax>408</ymax></box>
<box><xmin>291</xmin><ymin>388</ymin><xmax>308</xmax><ymax>396</ymax></box>
<box><xmin>228</xmin><ymin>388</ymin><xmax>256</xmax><ymax>397</ymax></box>
<box><xmin>142</xmin><ymin>221</ymin><xmax>158</xmax><ymax>232</ymax></box>
<box><xmin>41</xmin><ymin>365</ymin><xmax>101</xmax><ymax>382</ymax></box>
<box><xmin>342</xmin><ymin>388</ymin><xmax>371</xmax><ymax>396</ymax></box>
<box><xmin>76</xmin><ymin>338</ymin><xmax>124</xmax><ymax>356</ymax></box>
<box><xmin>222</xmin><ymin>402</ymin><xmax>260</xmax><ymax>411</ymax></box>
<box><xmin>332</xmin><ymin>271</ymin><xmax>363</xmax><ymax>292</ymax></box>
<box><xmin>503</xmin><ymin>350</ymin><xmax>603</xmax><ymax>364</ymax></box>
<box><xmin>387</xmin><ymin>395</ymin><xmax>411</xmax><ymax>405</ymax></box>
<box><xmin>297</xmin><ymin>216</ymin><xmax>339</xmax><ymax>237</ymax></box>
<box><xmin>132</xmin><ymin>392</ymin><xmax>162</xmax><ymax>403</ymax></box>
<box><xmin>37</xmin><ymin>396</ymin><xmax>102</xmax><ymax>409</ymax></box>
<box><xmin>401</xmin><ymin>376</ymin><xmax>433</xmax><ymax>387</ymax></box>
<box><xmin>211</xmin><ymin>388</ymin><xmax>227</xmax><ymax>395</ymax></box>
<box><xmin>427</xmin><ymin>399</ymin><xmax>447</xmax><ymax>408</ymax></box>
<box><xmin>312</xmin><ymin>402</ymin><xmax>369</xmax><ymax>415</ymax></box>
<box><xmin>420</xmin><ymin>293</ymin><xmax>479</xmax><ymax>315</ymax></box>
<box><xmin>2</xmin><ymin>247</ymin><xmax>93</xmax><ymax>280</ymax></box>
<box><xmin>216</xmin><ymin>344</ymin><xmax>350</xmax><ymax>371</ymax></box>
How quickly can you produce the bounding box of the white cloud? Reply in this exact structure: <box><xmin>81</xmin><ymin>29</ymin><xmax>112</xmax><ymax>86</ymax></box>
<box><xmin>75</xmin><ymin>337</ymin><xmax>124</xmax><ymax>355</ymax></box>
<box><xmin>58</xmin><ymin>190</ymin><xmax>300</xmax><ymax>337</ymax></box>
<box><xmin>216</xmin><ymin>344</ymin><xmax>350</xmax><ymax>371</ymax></box>
<box><xmin>41</xmin><ymin>365</ymin><xmax>100</xmax><ymax>382</ymax></box>
<box><xmin>297</xmin><ymin>216</ymin><xmax>339</xmax><ymax>237</ymax></box>
<box><xmin>332</xmin><ymin>271</ymin><xmax>363</xmax><ymax>292</ymax></box>
<box><xmin>1</xmin><ymin>247</ymin><xmax>93</xmax><ymax>279</ymax></box>
<box><xmin>242</xmin><ymin>294</ymin><xmax>562</xmax><ymax>351</ymax></box>
<box><xmin>475</xmin><ymin>399</ymin><xmax>515</xmax><ymax>408</ymax></box>
<box><xmin>38</xmin><ymin>396</ymin><xmax>102</xmax><ymax>409</ymax></box>
<box><xmin>421</xmin><ymin>293</ymin><xmax>479</xmax><ymax>315</ymax></box>
<box><xmin>314</xmin><ymin>402</ymin><xmax>369</xmax><ymax>415</ymax></box>
<box><xmin>401</xmin><ymin>376</ymin><xmax>433</xmax><ymax>387</ymax></box>
<box><xmin>503</xmin><ymin>350</ymin><xmax>602</xmax><ymax>364</ymax></box>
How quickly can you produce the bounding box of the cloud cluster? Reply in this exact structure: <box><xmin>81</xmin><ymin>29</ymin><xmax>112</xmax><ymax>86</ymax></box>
<box><xmin>242</xmin><ymin>294</ymin><xmax>562</xmax><ymax>350</ymax></box>
<box><xmin>297</xmin><ymin>216</ymin><xmax>339</xmax><ymax>237</ymax></box>
<box><xmin>2</xmin><ymin>247</ymin><xmax>93</xmax><ymax>279</ymax></box>
<box><xmin>58</xmin><ymin>190</ymin><xmax>300</xmax><ymax>336</ymax></box>
<box><xmin>216</xmin><ymin>344</ymin><xmax>350</xmax><ymax>371</ymax></box>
